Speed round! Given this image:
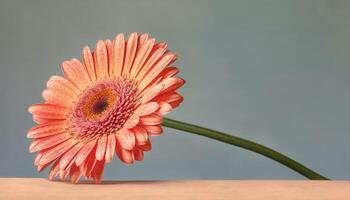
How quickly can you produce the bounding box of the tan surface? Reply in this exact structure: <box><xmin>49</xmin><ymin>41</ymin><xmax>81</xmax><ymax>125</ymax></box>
<box><xmin>0</xmin><ymin>178</ymin><xmax>349</xmax><ymax>200</ymax></box>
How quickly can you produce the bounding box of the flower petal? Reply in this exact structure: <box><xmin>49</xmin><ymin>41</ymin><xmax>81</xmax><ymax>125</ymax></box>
<box><xmin>69</xmin><ymin>164</ymin><xmax>82</xmax><ymax>184</ymax></box>
<box><xmin>39</xmin><ymin>138</ymin><xmax>78</xmax><ymax>166</ymax></box>
<box><xmin>123</xmin><ymin>32</ymin><xmax>138</xmax><ymax>75</ymax></box>
<box><xmin>82</xmin><ymin>46</ymin><xmax>97</xmax><ymax>81</ymax></box>
<box><xmin>59</xmin><ymin>143</ymin><xmax>82</xmax><ymax>170</ymax></box>
<box><xmin>48</xmin><ymin>159</ymin><xmax>61</xmax><ymax>180</ymax></box>
<box><xmin>138</xmin><ymin>52</ymin><xmax>176</xmax><ymax>91</ymax></box>
<box><xmin>61</xmin><ymin>59</ymin><xmax>90</xmax><ymax>90</ymax></box>
<box><xmin>81</xmin><ymin>150</ymin><xmax>97</xmax><ymax>178</ymax></box>
<box><xmin>116</xmin><ymin>140</ymin><xmax>134</xmax><ymax>164</ymax></box>
<box><xmin>32</xmin><ymin>116</ymin><xmax>52</xmax><ymax>124</ymax></box>
<box><xmin>94</xmin><ymin>40</ymin><xmax>109</xmax><ymax>79</ymax></box>
<box><xmin>124</xmin><ymin>115</ymin><xmax>139</xmax><ymax>129</ymax></box>
<box><xmin>135</xmin><ymin>102</ymin><xmax>160</xmax><ymax>116</ymax></box>
<box><xmin>27</xmin><ymin>121</ymin><xmax>66</xmax><ymax>138</ymax></box>
<box><xmin>116</xmin><ymin>128</ymin><xmax>135</xmax><ymax>150</ymax></box>
<box><xmin>133</xmin><ymin>126</ymin><xmax>148</xmax><ymax>145</ymax></box>
<box><xmin>96</xmin><ymin>136</ymin><xmax>107</xmax><ymax>161</ymax></box>
<box><xmin>141</xmin><ymin>83</ymin><xmax>164</xmax><ymax>104</ymax></box>
<box><xmin>133</xmin><ymin>148</ymin><xmax>144</xmax><ymax>161</ymax></box>
<box><xmin>59</xmin><ymin>170</ymin><xmax>68</xmax><ymax>180</ymax></box>
<box><xmin>28</xmin><ymin>104</ymin><xmax>68</xmax><ymax>119</ymax></box>
<box><xmin>144</xmin><ymin>125</ymin><xmax>163</xmax><ymax>136</ymax></box>
<box><xmin>34</xmin><ymin>152</ymin><xmax>44</xmax><ymax>166</ymax></box>
<box><xmin>92</xmin><ymin>159</ymin><xmax>105</xmax><ymax>184</ymax></box>
<box><xmin>135</xmin><ymin>47</ymin><xmax>166</xmax><ymax>83</ymax></box>
<box><xmin>105</xmin><ymin>40</ymin><xmax>113</xmax><ymax>77</ymax></box>
<box><xmin>105</xmin><ymin>134</ymin><xmax>116</xmax><ymax>163</ymax></box>
<box><xmin>46</xmin><ymin>76</ymin><xmax>79</xmax><ymax>97</ymax></box>
<box><xmin>153</xmin><ymin>41</ymin><xmax>167</xmax><ymax>50</ymax></box>
<box><xmin>37</xmin><ymin>162</ymin><xmax>51</xmax><ymax>172</ymax></box>
<box><xmin>130</xmin><ymin>38</ymin><xmax>155</xmax><ymax>78</ymax></box>
<box><xmin>111</xmin><ymin>33</ymin><xmax>125</xmax><ymax>77</ymax></box>
<box><xmin>42</xmin><ymin>89</ymin><xmax>73</xmax><ymax>107</ymax></box>
<box><xmin>157</xmin><ymin>101</ymin><xmax>173</xmax><ymax>115</ymax></box>
<box><xmin>161</xmin><ymin>66</ymin><xmax>180</xmax><ymax>79</ymax></box>
<box><xmin>137</xmin><ymin>139</ymin><xmax>152</xmax><ymax>151</ymax></box>
<box><xmin>154</xmin><ymin>92</ymin><xmax>184</xmax><ymax>106</ymax></box>
<box><xmin>159</xmin><ymin>77</ymin><xmax>185</xmax><ymax>95</ymax></box>
<box><xmin>138</xmin><ymin>33</ymin><xmax>148</xmax><ymax>47</ymax></box>
<box><xmin>140</xmin><ymin>113</ymin><xmax>162</xmax><ymax>126</ymax></box>
<box><xmin>75</xmin><ymin>139</ymin><xmax>97</xmax><ymax>166</ymax></box>
<box><xmin>29</xmin><ymin>133</ymin><xmax>69</xmax><ymax>153</ymax></box>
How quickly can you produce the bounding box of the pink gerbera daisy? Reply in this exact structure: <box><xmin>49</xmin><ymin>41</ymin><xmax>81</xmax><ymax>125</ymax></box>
<box><xmin>27</xmin><ymin>32</ymin><xmax>184</xmax><ymax>183</ymax></box>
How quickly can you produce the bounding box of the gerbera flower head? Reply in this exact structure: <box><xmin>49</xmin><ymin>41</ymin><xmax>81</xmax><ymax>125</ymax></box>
<box><xmin>27</xmin><ymin>33</ymin><xmax>184</xmax><ymax>183</ymax></box>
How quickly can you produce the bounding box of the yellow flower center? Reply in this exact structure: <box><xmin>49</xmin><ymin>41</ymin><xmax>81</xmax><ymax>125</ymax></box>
<box><xmin>82</xmin><ymin>88</ymin><xmax>116</xmax><ymax>120</ymax></box>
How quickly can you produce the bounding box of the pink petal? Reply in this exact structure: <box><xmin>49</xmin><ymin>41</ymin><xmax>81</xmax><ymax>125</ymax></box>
<box><xmin>133</xmin><ymin>126</ymin><xmax>148</xmax><ymax>145</ymax></box>
<box><xmin>92</xmin><ymin>160</ymin><xmax>105</xmax><ymax>184</ymax></box>
<box><xmin>96</xmin><ymin>136</ymin><xmax>107</xmax><ymax>161</ymax></box>
<box><xmin>130</xmin><ymin>38</ymin><xmax>155</xmax><ymax>78</ymax></box>
<box><xmin>81</xmin><ymin>150</ymin><xmax>97</xmax><ymax>178</ymax></box>
<box><xmin>135</xmin><ymin>102</ymin><xmax>160</xmax><ymax>116</ymax></box>
<box><xmin>161</xmin><ymin>66</ymin><xmax>180</xmax><ymax>79</ymax></box>
<box><xmin>123</xmin><ymin>115</ymin><xmax>139</xmax><ymax>129</ymax></box>
<box><xmin>75</xmin><ymin>139</ymin><xmax>97</xmax><ymax>166</ymax></box>
<box><xmin>34</xmin><ymin>152</ymin><xmax>44</xmax><ymax>166</ymax></box>
<box><xmin>138</xmin><ymin>33</ymin><xmax>149</xmax><ymax>47</ymax></box>
<box><xmin>27</xmin><ymin>121</ymin><xmax>66</xmax><ymax>138</ymax></box>
<box><xmin>157</xmin><ymin>101</ymin><xmax>173</xmax><ymax>115</ymax></box>
<box><xmin>61</xmin><ymin>59</ymin><xmax>90</xmax><ymax>90</ymax></box>
<box><xmin>28</xmin><ymin>104</ymin><xmax>68</xmax><ymax>119</ymax></box>
<box><xmin>59</xmin><ymin>170</ymin><xmax>68</xmax><ymax>180</ymax></box>
<box><xmin>140</xmin><ymin>113</ymin><xmax>162</xmax><ymax>126</ymax></box>
<box><xmin>37</xmin><ymin>162</ymin><xmax>51</xmax><ymax>172</ymax></box>
<box><xmin>135</xmin><ymin>47</ymin><xmax>166</xmax><ymax>82</ymax></box>
<box><xmin>29</xmin><ymin>134</ymin><xmax>69</xmax><ymax>153</ymax></box>
<box><xmin>144</xmin><ymin>125</ymin><xmax>163</xmax><ymax>136</ymax></box>
<box><xmin>154</xmin><ymin>92</ymin><xmax>184</xmax><ymax>105</ymax></box>
<box><xmin>105</xmin><ymin>134</ymin><xmax>116</xmax><ymax>163</ymax></box>
<box><xmin>123</xmin><ymin>32</ymin><xmax>138</xmax><ymax>74</ymax></box>
<box><xmin>69</xmin><ymin>164</ymin><xmax>82</xmax><ymax>184</ymax></box>
<box><xmin>105</xmin><ymin>39</ymin><xmax>113</xmax><ymax>76</ymax></box>
<box><xmin>160</xmin><ymin>78</ymin><xmax>185</xmax><ymax>95</ymax></box>
<box><xmin>138</xmin><ymin>52</ymin><xmax>177</xmax><ymax>91</ymax></box>
<box><xmin>94</xmin><ymin>40</ymin><xmax>109</xmax><ymax>79</ymax></box>
<box><xmin>48</xmin><ymin>159</ymin><xmax>61</xmax><ymax>180</ymax></box>
<box><xmin>169</xmin><ymin>99</ymin><xmax>183</xmax><ymax>108</ymax></box>
<box><xmin>153</xmin><ymin>41</ymin><xmax>167</xmax><ymax>50</ymax></box>
<box><xmin>137</xmin><ymin>140</ymin><xmax>152</xmax><ymax>151</ymax></box>
<box><xmin>116</xmin><ymin>128</ymin><xmax>135</xmax><ymax>150</ymax></box>
<box><xmin>46</xmin><ymin>76</ymin><xmax>79</xmax><ymax>97</ymax></box>
<box><xmin>133</xmin><ymin>148</ymin><xmax>144</xmax><ymax>161</ymax></box>
<box><xmin>42</xmin><ymin>89</ymin><xmax>73</xmax><ymax>107</ymax></box>
<box><xmin>32</xmin><ymin>116</ymin><xmax>52</xmax><ymax>124</ymax></box>
<box><xmin>59</xmin><ymin>143</ymin><xmax>82</xmax><ymax>170</ymax></box>
<box><xmin>82</xmin><ymin>46</ymin><xmax>97</xmax><ymax>81</ymax></box>
<box><xmin>39</xmin><ymin>138</ymin><xmax>78</xmax><ymax>166</ymax></box>
<box><xmin>141</xmin><ymin>83</ymin><xmax>164</xmax><ymax>104</ymax></box>
<box><xmin>116</xmin><ymin>141</ymin><xmax>134</xmax><ymax>164</ymax></box>
<box><xmin>111</xmin><ymin>33</ymin><xmax>125</xmax><ymax>77</ymax></box>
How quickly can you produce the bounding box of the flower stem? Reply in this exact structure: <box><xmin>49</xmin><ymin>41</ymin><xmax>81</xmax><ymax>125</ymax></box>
<box><xmin>162</xmin><ymin>117</ymin><xmax>329</xmax><ymax>180</ymax></box>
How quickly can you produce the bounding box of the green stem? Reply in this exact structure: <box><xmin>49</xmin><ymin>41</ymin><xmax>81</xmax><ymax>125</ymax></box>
<box><xmin>162</xmin><ymin>118</ymin><xmax>329</xmax><ymax>180</ymax></box>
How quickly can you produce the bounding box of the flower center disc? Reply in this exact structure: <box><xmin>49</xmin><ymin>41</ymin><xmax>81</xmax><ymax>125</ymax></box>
<box><xmin>68</xmin><ymin>78</ymin><xmax>139</xmax><ymax>141</ymax></box>
<box><xmin>82</xmin><ymin>88</ymin><xmax>116</xmax><ymax>120</ymax></box>
<box><xmin>92</xmin><ymin>99</ymin><xmax>108</xmax><ymax>114</ymax></box>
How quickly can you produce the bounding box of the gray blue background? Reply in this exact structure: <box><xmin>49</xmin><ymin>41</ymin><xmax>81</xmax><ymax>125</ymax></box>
<box><xmin>0</xmin><ymin>0</ymin><xmax>349</xmax><ymax>179</ymax></box>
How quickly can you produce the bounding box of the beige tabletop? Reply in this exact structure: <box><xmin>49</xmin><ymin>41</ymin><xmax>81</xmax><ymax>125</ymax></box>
<box><xmin>0</xmin><ymin>178</ymin><xmax>349</xmax><ymax>200</ymax></box>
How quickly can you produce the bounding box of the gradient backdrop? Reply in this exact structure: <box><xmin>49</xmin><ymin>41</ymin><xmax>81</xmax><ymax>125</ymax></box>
<box><xmin>0</xmin><ymin>0</ymin><xmax>349</xmax><ymax>179</ymax></box>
